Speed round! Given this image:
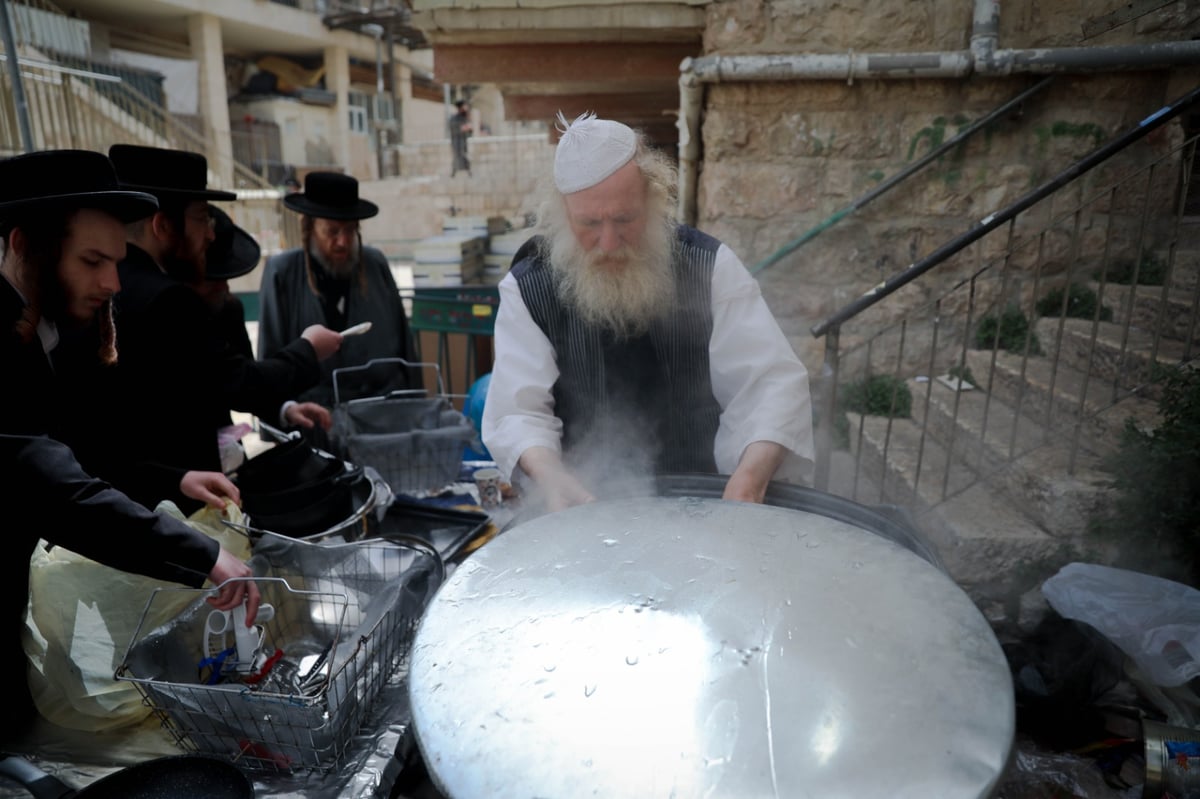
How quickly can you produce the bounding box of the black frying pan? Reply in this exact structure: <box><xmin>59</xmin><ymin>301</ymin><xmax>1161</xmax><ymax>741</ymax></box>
<box><xmin>0</xmin><ymin>754</ymin><xmax>253</xmax><ymax>799</ymax></box>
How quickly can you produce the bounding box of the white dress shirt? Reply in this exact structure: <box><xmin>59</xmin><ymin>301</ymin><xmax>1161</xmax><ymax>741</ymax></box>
<box><xmin>482</xmin><ymin>243</ymin><xmax>815</xmax><ymax>485</ymax></box>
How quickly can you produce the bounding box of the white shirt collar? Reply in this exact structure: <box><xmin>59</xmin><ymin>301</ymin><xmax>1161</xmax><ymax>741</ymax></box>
<box><xmin>36</xmin><ymin>316</ymin><xmax>59</xmax><ymax>357</ymax></box>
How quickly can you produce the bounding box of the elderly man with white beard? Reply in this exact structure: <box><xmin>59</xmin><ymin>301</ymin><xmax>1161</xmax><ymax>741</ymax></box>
<box><xmin>482</xmin><ymin>113</ymin><xmax>814</xmax><ymax>513</ymax></box>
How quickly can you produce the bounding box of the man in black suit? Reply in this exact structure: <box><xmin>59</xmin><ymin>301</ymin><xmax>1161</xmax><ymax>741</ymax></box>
<box><xmin>194</xmin><ymin>206</ymin><xmax>337</xmax><ymax>470</ymax></box>
<box><xmin>72</xmin><ymin>145</ymin><xmax>342</xmax><ymax>512</ymax></box>
<box><xmin>0</xmin><ymin>149</ymin><xmax>260</xmax><ymax>741</ymax></box>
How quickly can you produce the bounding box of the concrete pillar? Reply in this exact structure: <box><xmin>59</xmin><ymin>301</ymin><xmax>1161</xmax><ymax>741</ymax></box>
<box><xmin>188</xmin><ymin>13</ymin><xmax>233</xmax><ymax>188</ymax></box>
<box><xmin>324</xmin><ymin>44</ymin><xmax>351</xmax><ymax>173</ymax></box>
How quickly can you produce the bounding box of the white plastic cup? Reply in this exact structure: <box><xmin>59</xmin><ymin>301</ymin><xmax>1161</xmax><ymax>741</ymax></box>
<box><xmin>473</xmin><ymin>467</ymin><xmax>503</xmax><ymax>509</ymax></box>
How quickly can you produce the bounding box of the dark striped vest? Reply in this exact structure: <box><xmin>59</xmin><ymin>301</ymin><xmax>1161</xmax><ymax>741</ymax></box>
<box><xmin>511</xmin><ymin>226</ymin><xmax>723</xmax><ymax>474</ymax></box>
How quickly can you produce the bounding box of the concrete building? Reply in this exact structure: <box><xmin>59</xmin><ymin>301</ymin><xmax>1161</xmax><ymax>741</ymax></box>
<box><xmin>22</xmin><ymin>0</ymin><xmax>452</xmax><ymax>184</ymax></box>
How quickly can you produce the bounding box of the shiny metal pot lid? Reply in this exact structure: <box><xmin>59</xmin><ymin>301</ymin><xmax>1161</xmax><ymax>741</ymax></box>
<box><xmin>409</xmin><ymin>496</ymin><xmax>1014</xmax><ymax>799</ymax></box>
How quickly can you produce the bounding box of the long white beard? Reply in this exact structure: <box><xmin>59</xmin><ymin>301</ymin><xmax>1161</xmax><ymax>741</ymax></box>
<box><xmin>547</xmin><ymin>218</ymin><xmax>676</xmax><ymax>339</ymax></box>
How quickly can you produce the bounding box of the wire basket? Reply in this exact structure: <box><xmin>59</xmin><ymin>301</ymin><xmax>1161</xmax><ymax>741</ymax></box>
<box><xmin>329</xmin><ymin>358</ymin><xmax>477</xmax><ymax>495</ymax></box>
<box><xmin>116</xmin><ymin>534</ymin><xmax>442</xmax><ymax>772</ymax></box>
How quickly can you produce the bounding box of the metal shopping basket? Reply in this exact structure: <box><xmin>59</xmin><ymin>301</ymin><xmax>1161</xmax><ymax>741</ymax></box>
<box><xmin>116</xmin><ymin>533</ymin><xmax>443</xmax><ymax>772</ymax></box>
<box><xmin>328</xmin><ymin>358</ymin><xmax>477</xmax><ymax>495</ymax></box>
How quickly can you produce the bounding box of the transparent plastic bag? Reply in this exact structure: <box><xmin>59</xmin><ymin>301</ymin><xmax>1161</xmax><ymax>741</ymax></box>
<box><xmin>1042</xmin><ymin>562</ymin><xmax>1200</xmax><ymax>688</ymax></box>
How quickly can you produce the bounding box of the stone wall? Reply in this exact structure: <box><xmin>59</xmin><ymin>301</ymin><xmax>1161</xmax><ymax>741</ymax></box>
<box><xmin>696</xmin><ymin>0</ymin><xmax>1200</xmax><ymax>375</ymax></box>
<box><xmin>359</xmin><ymin>133</ymin><xmax>554</xmax><ymax>258</ymax></box>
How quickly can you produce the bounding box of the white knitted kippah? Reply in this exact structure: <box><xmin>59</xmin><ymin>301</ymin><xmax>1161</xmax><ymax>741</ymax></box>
<box><xmin>553</xmin><ymin>111</ymin><xmax>637</xmax><ymax>194</ymax></box>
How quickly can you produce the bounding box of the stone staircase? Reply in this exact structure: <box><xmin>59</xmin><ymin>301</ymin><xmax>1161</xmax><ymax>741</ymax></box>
<box><xmin>843</xmin><ymin>227</ymin><xmax>1200</xmax><ymax>617</ymax></box>
<box><xmin>363</xmin><ymin>134</ymin><xmax>553</xmax><ymax>257</ymax></box>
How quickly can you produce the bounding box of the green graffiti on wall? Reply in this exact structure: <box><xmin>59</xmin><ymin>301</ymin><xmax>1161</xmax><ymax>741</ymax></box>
<box><xmin>907</xmin><ymin>113</ymin><xmax>973</xmax><ymax>185</ymax></box>
<box><xmin>1034</xmin><ymin>121</ymin><xmax>1107</xmax><ymax>154</ymax></box>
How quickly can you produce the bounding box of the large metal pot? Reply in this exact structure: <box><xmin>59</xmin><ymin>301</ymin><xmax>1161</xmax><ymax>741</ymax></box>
<box><xmin>408</xmin><ymin>487</ymin><xmax>1013</xmax><ymax>798</ymax></box>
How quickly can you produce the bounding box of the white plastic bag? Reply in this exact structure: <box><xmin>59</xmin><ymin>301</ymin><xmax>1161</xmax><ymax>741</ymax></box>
<box><xmin>1042</xmin><ymin>562</ymin><xmax>1200</xmax><ymax>688</ymax></box>
<box><xmin>21</xmin><ymin>502</ymin><xmax>251</xmax><ymax>731</ymax></box>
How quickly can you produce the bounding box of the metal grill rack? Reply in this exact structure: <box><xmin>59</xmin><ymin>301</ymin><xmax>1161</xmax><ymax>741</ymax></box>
<box><xmin>116</xmin><ymin>536</ymin><xmax>442</xmax><ymax>772</ymax></box>
<box><xmin>329</xmin><ymin>358</ymin><xmax>477</xmax><ymax>495</ymax></box>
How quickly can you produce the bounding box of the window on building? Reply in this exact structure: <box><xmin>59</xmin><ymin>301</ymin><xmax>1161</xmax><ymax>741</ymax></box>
<box><xmin>348</xmin><ymin>91</ymin><xmax>369</xmax><ymax>135</ymax></box>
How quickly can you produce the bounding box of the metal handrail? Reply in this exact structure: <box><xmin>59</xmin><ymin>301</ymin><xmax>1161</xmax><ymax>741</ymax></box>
<box><xmin>95</xmin><ymin>74</ymin><xmax>272</xmax><ymax>190</ymax></box>
<box><xmin>811</xmin><ymin>83</ymin><xmax>1200</xmax><ymax>339</ymax></box>
<box><xmin>752</xmin><ymin>76</ymin><xmax>1056</xmax><ymax>276</ymax></box>
<box><xmin>0</xmin><ymin>0</ymin><xmax>270</xmax><ymax>189</ymax></box>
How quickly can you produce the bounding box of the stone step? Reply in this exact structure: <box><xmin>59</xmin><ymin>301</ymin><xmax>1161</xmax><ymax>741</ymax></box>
<box><xmin>845</xmin><ymin>409</ymin><xmax>974</xmax><ymax>513</ymax></box>
<box><xmin>914</xmin><ymin>482</ymin><xmax>1074</xmax><ymax>607</ymax></box>
<box><xmin>845</xmin><ymin>411</ymin><xmax>1062</xmax><ymax>600</ymax></box>
<box><xmin>1036</xmin><ymin>316</ymin><xmax>1191</xmax><ymax>399</ymax></box>
<box><xmin>1171</xmin><ymin>247</ymin><xmax>1200</xmax><ymax>293</ymax></box>
<box><xmin>1085</xmin><ymin>281</ymin><xmax>1200</xmax><ymax>344</ymax></box>
<box><xmin>964</xmin><ymin>347</ymin><xmax>1161</xmax><ymax>458</ymax></box>
<box><xmin>910</xmin><ymin>377</ymin><xmax>1110</xmax><ymax>537</ymax></box>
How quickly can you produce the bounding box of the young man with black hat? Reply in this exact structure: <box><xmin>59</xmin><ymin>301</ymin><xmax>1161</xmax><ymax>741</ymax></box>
<box><xmin>74</xmin><ymin>145</ymin><xmax>342</xmax><ymax>512</ymax></box>
<box><xmin>0</xmin><ymin>149</ymin><xmax>260</xmax><ymax>740</ymax></box>
<box><xmin>258</xmin><ymin>171</ymin><xmax>419</xmax><ymax>411</ymax></box>
<box><xmin>195</xmin><ymin>207</ymin><xmax>337</xmax><ymax>470</ymax></box>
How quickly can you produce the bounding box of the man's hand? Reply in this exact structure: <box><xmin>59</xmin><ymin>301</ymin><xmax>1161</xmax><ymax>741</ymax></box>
<box><xmin>206</xmin><ymin>546</ymin><xmax>261</xmax><ymax>625</ymax></box>
<box><xmin>518</xmin><ymin>446</ymin><xmax>596</xmax><ymax>513</ymax></box>
<box><xmin>722</xmin><ymin>441</ymin><xmax>788</xmax><ymax>504</ymax></box>
<box><xmin>301</xmin><ymin>325</ymin><xmax>344</xmax><ymax>361</ymax></box>
<box><xmin>284</xmin><ymin>401</ymin><xmax>333</xmax><ymax>431</ymax></box>
<box><xmin>180</xmin><ymin>470</ymin><xmax>241</xmax><ymax>509</ymax></box>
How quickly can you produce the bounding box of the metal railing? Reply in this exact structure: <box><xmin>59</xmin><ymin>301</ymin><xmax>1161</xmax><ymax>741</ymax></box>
<box><xmin>811</xmin><ymin>85</ymin><xmax>1200</xmax><ymax>515</ymax></box>
<box><xmin>752</xmin><ymin>77</ymin><xmax>1056</xmax><ymax>276</ymax></box>
<box><xmin>0</xmin><ymin>0</ymin><xmax>271</xmax><ymax>190</ymax></box>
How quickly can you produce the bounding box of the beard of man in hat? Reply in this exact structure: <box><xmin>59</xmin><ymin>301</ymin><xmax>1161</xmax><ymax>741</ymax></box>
<box><xmin>128</xmin><ymin>198</ymin><xmax>215</xmax><ymax>284</ymax></box>
<box><xmin>1</xmin><ymin>208</ymin><xmax>126</xmax><ymax>366</ymax></box>
<box><xmin>304</xmin><ymin>214</ymin><xmax>363</xmax><ymax>283</ymax></box>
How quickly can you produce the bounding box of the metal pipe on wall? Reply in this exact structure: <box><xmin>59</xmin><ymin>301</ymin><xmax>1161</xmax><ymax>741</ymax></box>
<box><xmin>676</xmin><ymin>0</ymin><xmax>1200</xmax><ymax>225</ymax></box>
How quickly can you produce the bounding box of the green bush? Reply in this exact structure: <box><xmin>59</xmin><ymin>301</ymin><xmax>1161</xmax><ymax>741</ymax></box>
<box><xmin>1090</xmin><ymin>368</ymin><xmax>1200</xmax><ymax>585</ymax></box>
<box><xmin>841</xmin><ymin>374</ymin><xmax>912</xmax><ymax>418</ymax></box>
<box><xmin>833</xmin><ymin>411</ymin><xmax>851</xmax><ymax>450</ymax></box>
<box><xmin>1036</xmin><ymin>284</ymin><xmax>1113</xmax><ymax>321</ymax></box>
<box><xmin>1099</xmin><ymin>252</ymin><xmax>1168</xmax><ymax>286</ymax></box>
<box><xmin>974</xmin><ymin>305</ymin><xmax>1044</xmax><ymax>355</ymax></box>
<box><xmin>947</xmin><ymin>363</ymin><xmax>976</xmax><ymax>386</ymax></box>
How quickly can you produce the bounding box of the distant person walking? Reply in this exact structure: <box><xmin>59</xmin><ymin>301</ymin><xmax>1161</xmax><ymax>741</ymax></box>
<box><xmin>449</xmin><ymin>100</ymin><xmax>472</xmax><ymax>177</ymax></box>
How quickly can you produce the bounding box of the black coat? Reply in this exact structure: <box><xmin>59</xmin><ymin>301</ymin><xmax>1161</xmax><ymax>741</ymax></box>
<box><xmin>69</xmin><ymin>245</ymin><xmax>320</xmax><ymax>511</ymax></box>
<box><xmin>0</xmin><ymin>278</ymin><xmax>218</xmax><ymax>741</ymax></box>
<box><xmin>259</xmin><ymin>246</ymin><xmax>420</xmax><ymax>407</ymax></box>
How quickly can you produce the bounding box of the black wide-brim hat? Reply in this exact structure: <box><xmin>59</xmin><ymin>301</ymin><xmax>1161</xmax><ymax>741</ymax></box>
<box><xmin>206</xmin><ymin>207</ymin><xmax>261</xmax><ymax>280</ymax></box>
<box><xmin>283</xmin><ymin>171</ymin><xmax>378</xmax><ymax>221</ymax></box>
<box><xmin>108</xmin><ymin>144</ymin><xmax>237</xmax><ymax>203</ymax></box>
<box><xmin>0</xmin><ymin>149</ymin><xmax>159</xmax><ymax>225</ymax></box>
